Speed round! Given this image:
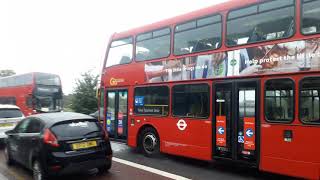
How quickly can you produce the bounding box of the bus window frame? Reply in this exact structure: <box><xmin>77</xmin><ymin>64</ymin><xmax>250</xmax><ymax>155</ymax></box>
<box><xmin>133</xmin><ymin>85</ymin><xmax>170</xmax><ymax>117</ymax></box>
<box><xmin>300</xmin><ymin>0</ymin><xmax>320</xmax><ymax>36</ymax></box>
<box><xmin>299</xmin><ymin>76</ymin><xmax>320</xmax><ymax>125</ymax></box>
<box><xmin>105</xmin><ymin>36</ymin><xmax>134</xmax><ymax>68</ymax></box>
<box><xmin>135</xmin><ymin>27</ymin><xmax>172</xmax><ymax>62</ymax></box>
<box><xmin>171</xmin><ymin>83</ymin><xmax>210</xmax><ymax>119</ymax></box>
<box><xmin>0</xmin><ymin>96</ymin><xmax>17</xmax><ymax>106</ymax></box>
<box><xmin>225</xmin><ymin>0</ymin><xmax>296</xmax><ymax>48</ymax></box>
<box><xmin>173</xmin><ymin>13</ymin><xmax>223</xmax><ymax>56</ymax></box>
<box><xmin>264</xmin><ymin>78</ymin><xmax>295</xmax><ymax>124</ymax></box>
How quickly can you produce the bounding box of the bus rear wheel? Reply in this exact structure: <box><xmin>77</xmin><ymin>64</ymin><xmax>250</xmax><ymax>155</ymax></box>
<box><xmin>139</xmin><ymin>127</ymin><xmax>160</xmax><ymax>157</ymax></box>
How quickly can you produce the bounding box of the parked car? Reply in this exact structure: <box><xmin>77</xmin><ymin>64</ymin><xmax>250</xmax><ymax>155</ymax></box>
<box><xmin>89</xmin><ymin>108</ymin><xmax>104</xmax><ymax>121</ymax></box>
<box><xmin>0</xmin><ymin>104</ymin><xmax>24</xmax><ymax>141</ymax></box>
<box><xmin>4</xmin><ymin>112</ymin><xmax>112</xmax><ymax>180</ymax></box>
<box><xmin>89</xmin><ymin>110</ymin><xmax>99</xmax><ymax>120</ymax></box>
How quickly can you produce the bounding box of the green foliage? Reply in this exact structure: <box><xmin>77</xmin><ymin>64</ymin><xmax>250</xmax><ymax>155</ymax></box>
<box><xmin>63</xmin><ymin>94</ymin><xmax>74</xmax><ymax>112</ymax></box>
<box><xmin>0</xmin><ymin>70</ymin><xmax>16</xmax><ymax>77</ymax></box>
<box><xmin>70</xmin><ymin>71</ymin><xmax>98</xmax><ymax>114</ymax></box>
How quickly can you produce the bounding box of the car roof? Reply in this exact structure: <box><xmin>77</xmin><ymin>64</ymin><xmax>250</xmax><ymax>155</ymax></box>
<box><xmin>29</xmin><ymin>112</ymin><xmax>95</xmax><ymax>126</ymax></box>
<box><xmin>0</xmin><ymin>104</ymin><xmax>21</xmax><ymax>109</ymax></box>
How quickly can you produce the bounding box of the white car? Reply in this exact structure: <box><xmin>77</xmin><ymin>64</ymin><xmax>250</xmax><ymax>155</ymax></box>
<box><xmin>0</xmin><ymin>105</ymin><xmax>24</xmax><ymax>140</ymax></box>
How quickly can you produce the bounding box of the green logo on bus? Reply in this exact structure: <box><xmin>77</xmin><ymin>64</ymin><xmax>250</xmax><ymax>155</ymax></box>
<box><xmin>230</xmin><ymin>59</ymin><xmax>237</xmax><ymax>66</ymax></box>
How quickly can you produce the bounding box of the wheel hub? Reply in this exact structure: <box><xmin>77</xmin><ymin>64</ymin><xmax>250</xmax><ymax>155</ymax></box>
<box><xmin>33</xmin><ymin>162</ymin><xmax>42</xmax><ymax>180</ymax></box>
<box><xmin>143</xmin><ymin>134</ymin><xmax>157</xmax><ymax>152</ymax></box>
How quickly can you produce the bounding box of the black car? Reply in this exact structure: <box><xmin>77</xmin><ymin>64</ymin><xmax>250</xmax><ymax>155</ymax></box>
<box><xmin>4</xmin><ymin>112</ymin><xmax>112</xmax><ymax>180</ymax></box>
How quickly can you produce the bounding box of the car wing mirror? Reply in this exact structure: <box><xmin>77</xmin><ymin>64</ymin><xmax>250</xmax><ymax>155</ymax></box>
<box><xmin>5</xmin><ymin>130</ymin><xmax>15</xmax><ymax>136</ymax></box>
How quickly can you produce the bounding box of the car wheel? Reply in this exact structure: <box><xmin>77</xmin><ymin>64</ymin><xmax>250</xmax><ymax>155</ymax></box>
<box><xmin>140</xmin><ymin>127</ymin><xmax>160</xmax><ymax>157</ymax></box>
<box><xmin>98</xmin><ymin>160</ymin><xmax>112</xmax><ymax>174</ymax></box>
<box><xmin>33</xmin><ymin>160</ymin><xmax>47</xmax><ymax>180</ymax></box>
<box><xmin>4</xmin><ymin>145</ymin><xmax>14</xmax><ymax>166</ymax></box>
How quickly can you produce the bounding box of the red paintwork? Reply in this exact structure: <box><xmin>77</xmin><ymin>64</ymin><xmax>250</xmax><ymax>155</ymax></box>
<box><xmin>100</xmin><ymin>0</ymin><xmax>320</xmax><ymax>179</ymax></box>
<box><xmin>260</xmin><ymin>74</ymin><xmax>320</xmax><ymax>179</ymax></box>
<box><xmin>0</xmin><ymin>84</ymin><xmax>34</xmax><ymax>116</ymax></box>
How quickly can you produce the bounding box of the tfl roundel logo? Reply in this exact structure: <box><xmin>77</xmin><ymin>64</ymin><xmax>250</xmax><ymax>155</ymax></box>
<box><xmin>176</xmin><ymin>119</ymin><xmax>187</xmax><ymax>131</ymax></box>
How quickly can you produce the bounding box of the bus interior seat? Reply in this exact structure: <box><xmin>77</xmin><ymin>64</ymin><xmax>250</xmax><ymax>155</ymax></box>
<box><xmin>193</xmin><ymin>40</ymin><xmax>212</xmax><ymax>53</ymax></box>
<box><xmin>120</xmin><ymin>56</ymin><xmax>131</xmax><ymax>64</ymax></box>
<box><xmin>275</xmin><ymin>107</ymin><xmax>284</xmax><ymax>119</ymax></box>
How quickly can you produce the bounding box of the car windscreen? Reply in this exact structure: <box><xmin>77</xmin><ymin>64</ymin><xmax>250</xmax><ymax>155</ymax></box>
<box><xmin>51</xmin><ymin>120</ymin><xmax>102</xmax><ymax>138</ymax></box>
<box><xmin>0</xmin><ymin>109</ymin><xmax>23</xmax><ymax>118</ymax></box>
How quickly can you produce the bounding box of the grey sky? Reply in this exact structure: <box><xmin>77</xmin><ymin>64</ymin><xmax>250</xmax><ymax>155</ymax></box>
<box><xmin>0</xmin><ymin>0</ymin><xmax>227</xmax><ymax>94</ymax></box>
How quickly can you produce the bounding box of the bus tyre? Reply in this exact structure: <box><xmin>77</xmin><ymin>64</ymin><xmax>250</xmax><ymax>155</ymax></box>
<box><xmin>140</xmin><ymin>127</ymin><xmax>160</xmax><ymax>157</ymax></box>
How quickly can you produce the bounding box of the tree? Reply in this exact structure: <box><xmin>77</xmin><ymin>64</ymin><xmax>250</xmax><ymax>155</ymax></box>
<box><xmin>0</xmin><ymin>70</ymin><xmax>16</xmax><ymax>77</ymax></box>
<box><xmin>70</xmin><ymin>71</ymin><xmax>98</xmax><ymax>114</ymax></box>
<box><xmin>63</xmin><ymin>94</ymin><xmax>74</xmax><ymax>112</ymax></box>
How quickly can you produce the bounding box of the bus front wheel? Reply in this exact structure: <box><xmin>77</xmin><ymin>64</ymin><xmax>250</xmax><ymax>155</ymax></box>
<box><xmin>139</xmin><ymin>127</ymin><xmax>160</xmax><ymax>157</ymax></box>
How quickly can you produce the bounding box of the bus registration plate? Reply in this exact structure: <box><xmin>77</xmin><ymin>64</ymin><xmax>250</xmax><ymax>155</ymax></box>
<box><xmin>72</xmin><ymin>141</ymin><xmax>97</xmax><ymax>150</ymax></box>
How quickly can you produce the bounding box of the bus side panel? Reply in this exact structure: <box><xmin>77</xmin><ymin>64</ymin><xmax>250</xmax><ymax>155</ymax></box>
<box><xmin>128</xmin><ymin>116</ymin><xmax>212</xmax><ymax>160</ymax></box>
<box><xmin>160</xmin><ymin>118</ymin><xmax>212</xmax><ymax>161</ymax></box>
<box><xmin>127</xmin><ymin>86</ymin><xmax>137</xmax><ymax>148</ymax></box>
<box><xmin>127</xmin><ymin>127</ymin><xmax>138</xmax><ymax>148</ymax></box>
<box><xmin>260</xmin><ymin>124</ymin><xmax>320</xmax><ymax>179</ymax></box>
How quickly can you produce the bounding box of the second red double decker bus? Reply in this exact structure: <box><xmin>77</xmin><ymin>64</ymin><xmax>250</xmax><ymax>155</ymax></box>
<box><xmin>0</xmin><ymin>72</ymin><xmax>63</xmax><ymax>116</ymax></box>
<box><xmin>99</xmin><ymin>0</ymin><xmax>320</xmax><ymax>179</ymax></box>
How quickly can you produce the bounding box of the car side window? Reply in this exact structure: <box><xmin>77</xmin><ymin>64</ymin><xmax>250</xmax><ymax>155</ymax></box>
<box><xmin>15</xmin><ymin>118</ymin><xmax>31</xmax><ymax>133</ymax></box>
<box><xmin>26</xmin><ymin>119</ymin><xmax>43</xmax><ymax>133</ymax></box>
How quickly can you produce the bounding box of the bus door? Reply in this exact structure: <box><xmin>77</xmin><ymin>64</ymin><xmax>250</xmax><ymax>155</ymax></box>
<box><xmin>106</xmin><ymin>89</ymin><xmax>128</xmax><ymax>141</ymax></box>
<box><xmin>213</xmin><ymin>80</ymin><xmax>259</xmax><ymax>165</ymax></box>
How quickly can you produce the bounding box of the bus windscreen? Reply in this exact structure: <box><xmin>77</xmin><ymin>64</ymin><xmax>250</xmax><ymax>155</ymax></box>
<box><xmin>35</xmin><ymin>73</ymin><xmax>61</xmax><ymax>86</ymax></box>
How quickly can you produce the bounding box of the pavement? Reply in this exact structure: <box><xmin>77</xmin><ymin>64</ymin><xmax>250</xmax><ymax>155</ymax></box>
<box><xmin>0</xmin><ymin>142</ymin><xmax>297</xmax><ymax>180</ymax></box>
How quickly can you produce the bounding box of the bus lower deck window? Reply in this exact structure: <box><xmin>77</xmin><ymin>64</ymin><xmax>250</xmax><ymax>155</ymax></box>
<box><xmin>300</xmin><ymin>77</ymin><xmax>320</xmax><ymax>124</ymax></box>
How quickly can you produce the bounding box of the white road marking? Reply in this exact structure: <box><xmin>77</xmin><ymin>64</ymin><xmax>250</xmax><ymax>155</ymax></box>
<box><xmin>113</xmin><ymin>157</ymin><xmax>192</xmax><ymax>180</ymax></box>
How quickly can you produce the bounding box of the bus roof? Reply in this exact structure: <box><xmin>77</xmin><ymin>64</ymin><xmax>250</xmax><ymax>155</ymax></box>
<box><xmin>111</xmin><ymin>0</ymin><xmax>259</xmax><ymax>40</ymax></box>
<box><xmin>0</xmin><ymin>72</ymin><xmax>59</xmax><ymax>80</ymax></box>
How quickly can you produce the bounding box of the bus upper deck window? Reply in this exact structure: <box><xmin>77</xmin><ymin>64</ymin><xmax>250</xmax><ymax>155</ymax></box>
<box><xmin>227</xmin><ymin>0</ymin><xmax>295</xmax><ymax>46</ymax></box>
<box><xmin>302</xmin><ymin>0</ymin><xmax>320</xmax><ymax>35</ymax></box>
<box><xmin>174</xmin><ymin>14</ymin><xmax>222</xmax><ymax>55</ymax></box>
<box><xmin>135</xmin><ymin>28</ymin><xmax>171</xmax><ymax>61</ymax></box>
<box><xmin>106</xmin><ymin>37</ymin><xmax>133</xmax><ymax>67</ymax></box>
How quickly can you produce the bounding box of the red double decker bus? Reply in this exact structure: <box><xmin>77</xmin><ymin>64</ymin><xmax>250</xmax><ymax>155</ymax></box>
<box><xmin>0</xmin><ymin>72</ymin><xmax>63</xmax><ymax>116</ymax></box>
<box><xmin>99</xmin><ymin>0</ymin><xmax>320</xmax><ymax>178</ymax></box>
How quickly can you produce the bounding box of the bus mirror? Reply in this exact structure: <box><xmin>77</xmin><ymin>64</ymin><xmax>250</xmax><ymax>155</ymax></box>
<box><xmin>96</xmin><ymin>89</ymin><xmax>100</xmax><ymax>98</ymax></box>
